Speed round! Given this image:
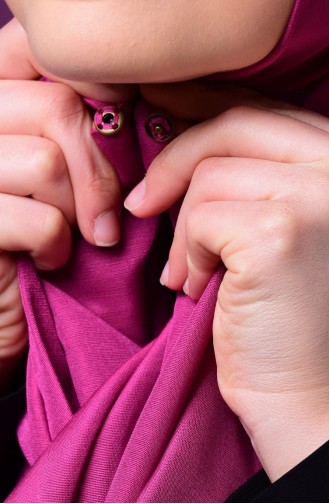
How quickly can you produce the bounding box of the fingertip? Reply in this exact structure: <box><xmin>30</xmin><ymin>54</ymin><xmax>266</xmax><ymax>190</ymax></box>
<box><xmin>185</xmin><ymin>273</ymin><xmax>211</xmax><ymax>300</ymax></box>
<box><xmin>183</xmin><ymin>278</ymin><xmax>189</xmax><ymax>296</ymax></box>
<box><xmin>93</xmin><ymin>210</ymin><xmax>121</xmax><ymax>247</ymax></box>
<box><xmin>184</xmin><ymin>277</ymin><xmax>202</xmax><ymax>300</ymax></box>
<box><xmin>123</xmin><ymin>179</ymin><xmax>146</xmax><ymax>213</ymax></box>
<box><xmin>33</xmin><ymin>229</ymin><xmax>73</xmax><ymax>271</ymax></box>
<box><xmin>160</xmin><ymin>261</ymin><xmax>169</xmax><ymax>286</ymax></box>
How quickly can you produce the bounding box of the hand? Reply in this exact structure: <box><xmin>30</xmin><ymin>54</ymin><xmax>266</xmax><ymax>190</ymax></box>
<box><xmin>125</xmin><ymin>85</ymin><xmax>329</xmax><ymax>480</ymax></box>
<box><xmin>0</xmin><ymin>80</ymin><xmax>81</xmax><ymax>392</ymax></box>
<box><xmin>0</xmin><ymin>17</ymin><xmax>140</xmax><ymax>246</ymax></box>
<box><xmin>0</xmin><ymin>76</ymin><xmax>124</xmax><ymax>391</ymax></box>
<box><xmin>127</xmin><ymin>81</ymin><xmax>329</xmax><ymax>294</ymax></box>
<box><xmin>0</xmin><ymin>19</ymin><xmax>134</xmax><ymax>391</ymax></box>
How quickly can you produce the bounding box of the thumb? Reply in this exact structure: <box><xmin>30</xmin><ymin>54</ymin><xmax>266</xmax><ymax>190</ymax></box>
<box><xmin>0</xmin><ymin>20</ymin><xmax>123</xmax><ymax>246</ymax></box>
<box><xmin>0</xmin><ymin>79</ymin><xmax>122</xmax><ymax>246</ymax></box>
<box><xmin>124</xmin><ymin>103</ymin><xmax>329</xmax><ymax>218</ymax></box>
<box><xmin>48</xmin><ymin>94</ymin><xmax>123</xmax><ymax>247</ymax></box>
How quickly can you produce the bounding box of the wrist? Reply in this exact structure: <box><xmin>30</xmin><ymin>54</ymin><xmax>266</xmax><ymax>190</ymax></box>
<box><xmin>244</xmin><ymin>393</ymin><xmax>329</xmax><ymax>482</ymax></box>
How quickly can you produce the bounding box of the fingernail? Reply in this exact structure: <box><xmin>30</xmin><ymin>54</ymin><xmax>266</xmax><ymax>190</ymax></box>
<box><xmin>160</xmin><ymin>261</ymin><xmax>169</xmax><ymax>286</ymax></box>
<box><xmin>183</xmin><ymin>278</ymin><xmax>189</xmax><ymax>296</ymax></box>
<box><xmin>94</xmin><ymin>210</ymin><xmax>120</xmax><ymax>246</ymax></box>
<box><xmin>124</xmin><ymin>179</ymin><xmax>146</xmax><ymax>211</ymax></box>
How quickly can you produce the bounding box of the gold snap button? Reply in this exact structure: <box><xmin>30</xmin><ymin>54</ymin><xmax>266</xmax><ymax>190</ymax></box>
<box><xmin>94</xmin><ymin>107</ymin><xmax>124</xmax><ymax>135</ymax></box>
<box><xmin>145</xmin><ymin>114</ymin><xmax>174</xmax><ymax>142</ymax></box>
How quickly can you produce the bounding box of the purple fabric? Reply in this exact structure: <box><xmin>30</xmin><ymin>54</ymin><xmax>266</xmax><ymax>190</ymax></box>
<box><xmin>210</xmin><ymin>0</ymin><xmax>329</xmax><ymax>112</ymax></box>
<box><xmin>6</xmin><ymin>0</ymin><xmax>329</xmax><ymax>501</ymax></box>
<box><xmin>0</xmin><ymin>1</ymin><xmax>12</xmax><ymax>27</ymax></box>
<box><xmin>7</xmin><ymin>98</ymin><xmax>260</xmax><ymax>503</ymax></box>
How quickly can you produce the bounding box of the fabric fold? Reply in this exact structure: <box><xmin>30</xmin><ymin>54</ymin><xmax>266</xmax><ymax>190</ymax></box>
<box><xmin>7</xmin><ymin>97</ymin><xmax>260</xmax><ymax>502</ymax></box>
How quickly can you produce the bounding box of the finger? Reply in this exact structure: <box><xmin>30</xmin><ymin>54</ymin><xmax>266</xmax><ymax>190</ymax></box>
<box><xmin>141</xmin><ymin>81</ymin><xmax>329</xmax><ymax>132</ymax></box>
<box><xmin>124</xmin><ymin>106</ymin><xmax>329</xmax><ymax>216</ymax></box>
<box><xmin>163</xmin><ymin>155</ymin><xmax>325</xmax><ymax>290</ymax></box>
<box><xmin>0</xmin><ymin>252</ymin><xmax>27</xmax><ymax>363</ymax></box>
<box><xmin>0</xmin><ymin>80</ymin><xmax>122</xmax><ymax>246</ymax></box>
<box><xmin>162</xmin><ymin>157</ymin><xmax>284</xmax><ymax>289</ymax></box>
<box><xmin>183</xmin><ymin>200</ymin><xmax>276</xmax><ymax>300</ymax></box>
<box><xmin>0</xmin><ymin>135</ymin><xmax>75</xmax><ymax>223</ymax></box>
<box><xmin>0</xmin><ymin>193</ymin><xmax>72</xmax><ymax>270</ymax></box>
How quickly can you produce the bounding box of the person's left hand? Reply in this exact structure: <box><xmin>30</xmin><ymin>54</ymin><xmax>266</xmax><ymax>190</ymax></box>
<box><xmin>124</xmin><ymin>83</ymin><xmax>329</xmax><ymax>481</ymax></box>
<box><xmin>126</xmin><ymin>81</ymin><xmax>329</xmax><ymax>297</ymax></box>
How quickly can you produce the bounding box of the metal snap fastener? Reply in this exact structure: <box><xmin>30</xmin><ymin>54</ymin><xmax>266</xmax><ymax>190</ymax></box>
<box><xmin>94</xmin><ymin>107</ymin><xmax>124</xmax><ymax>135</ymax></box>
<box><xmin>145</xmin><ymin>114</ymin><xmax>174</xmax><ymax>142</ymax></box>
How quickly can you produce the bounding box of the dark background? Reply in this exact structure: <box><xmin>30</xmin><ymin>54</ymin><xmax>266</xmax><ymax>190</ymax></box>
<box><xmin>0</xmin><ymin>1</ymin><xmax>12</xmax><ymax>27</ymax></box>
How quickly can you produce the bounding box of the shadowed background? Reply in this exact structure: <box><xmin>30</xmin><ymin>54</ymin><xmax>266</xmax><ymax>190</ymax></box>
<box><xmin>0</xmin><ymin>0</ymin><xmax>12</xmax><ymax>27</ymax></box>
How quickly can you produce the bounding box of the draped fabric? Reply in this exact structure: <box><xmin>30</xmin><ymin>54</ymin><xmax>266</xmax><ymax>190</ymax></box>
<box><xmin>7</xmin><ymin>99</ymin><xmax>260</xmax><ymax>502</ymax></box>
<box><xmin>6</xmin><ymin>0</ymin><xmax>329</xmax><ymax>501</ymax></box>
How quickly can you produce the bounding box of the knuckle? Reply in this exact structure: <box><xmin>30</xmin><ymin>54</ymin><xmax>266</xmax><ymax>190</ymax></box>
<box><xmin>193</xmin><ymin>157</ymin><xmax>226</xmax><ymax>183</ymax></box>
<box><xmin>87</xmin><ymin>165</ymin><xmax>119</xmax><ymax>200</ymax></box>
<box><xmin>185</xmin><ymin>203</ymin><xmax>206</xmax><ymax>242</ymax></box>
<box><xmin>37</xmin><ymin>206</ymin><xmax>66</xmax><ymax>247</ymax></box>
<box><xmin>260</xmin><ymin>206</ymin><xmax>300</xmax><ymax>257</ymax></box>
<box><xmin>30</xmin><ymin>141</ymin><xmax>67</xmax><ymax>185</ymax></box>
<box><xmin>231</xmin><ymin>207</ymin><xmax>301</xmax><ymax>288</ymax></box>
<box><xmin>153</xmin><ymin>137</ymin><xmax>180</xmax><ymax>173</ymax></box>
<box><xmin>216</xmin><ymin>104</ymin><xmax>254</xmax><ymax>126</ymax></box>
<box><xmin>42</xmin><ymin>83</ymin><xmax>84</xmax><ymax>124</ymax></box>
<box><xmin>0</xmin><ymin>254</ymin><xmax>18</xmax><ymax>297</ymax></box>
<box><xmin>0</xmin><ymin>330</ymin><xmax>27</xmax><ymax>361</ymax></box>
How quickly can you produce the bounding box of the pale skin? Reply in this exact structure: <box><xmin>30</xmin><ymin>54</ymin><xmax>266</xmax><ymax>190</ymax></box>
<box><xmin>1</xmin><ymin>0</ymin><xmax>329</xmax><ymax>485</ymax></box>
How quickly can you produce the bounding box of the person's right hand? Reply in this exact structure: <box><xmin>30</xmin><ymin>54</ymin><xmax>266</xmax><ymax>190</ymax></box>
<box><xmin>0</xmin><ymin>17</ymin><xmax>139</xmax><ymax>247</ymax></box>
<box><xmin>0</xmin><ymin>77</ymin><xmax>123</xmax><ymax>392</ymax></box>
<box><xmin>0</xmin><ymin>19</ymin><xmax>131</xmax><ymax>392</ymax></box>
